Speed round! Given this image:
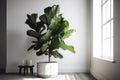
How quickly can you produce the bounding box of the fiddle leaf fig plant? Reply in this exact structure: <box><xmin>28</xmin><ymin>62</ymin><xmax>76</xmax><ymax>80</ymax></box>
<box><xmin>26</xmin><ymin>5</ymin><xmax>75</xmax><ymax>62</ymax></box>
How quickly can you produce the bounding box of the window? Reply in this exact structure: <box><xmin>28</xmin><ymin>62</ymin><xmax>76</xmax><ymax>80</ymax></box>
<box><xmin>93</xmin><ymin>0</ymin><xmax>114</xmax><ymax>61</ymax></box>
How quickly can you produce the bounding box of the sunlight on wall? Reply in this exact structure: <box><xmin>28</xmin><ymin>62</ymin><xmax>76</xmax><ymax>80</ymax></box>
<box><xmin>93</xmin><ymin>0</ymin><xmax>102</xmax><ymax>57</ymax></box>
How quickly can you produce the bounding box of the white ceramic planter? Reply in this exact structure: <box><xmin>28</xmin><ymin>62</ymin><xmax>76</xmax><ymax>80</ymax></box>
<box><xmin>37</xmin><ymin>62</ymin><xmax>58</xmax><ymax>78</ymax></box>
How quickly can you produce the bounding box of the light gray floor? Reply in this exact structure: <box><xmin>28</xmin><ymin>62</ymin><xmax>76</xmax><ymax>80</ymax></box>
<box><xmin>0</xmin><ymin>73</ymin><xmax>96</xmax><ymax>80</ymax></box>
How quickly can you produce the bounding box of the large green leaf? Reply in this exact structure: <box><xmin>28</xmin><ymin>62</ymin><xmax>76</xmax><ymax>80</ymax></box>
<box><xmin>44</xmin><ymin>5</ymin><xmax>60</xmax><ymax>19</ymax></box>
<box><xmin>28</xmin><ymin>14</ymin><xmax>38</xmax><ymax>24</ymax></box>
<box><xmin>62</xmin><ymin>29</ymin><xmax>75</xmax><ymax>39</ymax></box>
<box><xmin>51</xmin><ymin>5</ymin><xmax>60</xmax><ymax>16</ymax></box>
<box><xmin>48</xmin><ymin>15</ymin><xmax>61</xmax><ymax>30</ymax></box>
<box><xmin>52</xmin><ymin>51</ymin><xmax>63</xmax><ymax>59</ymax></box>
<box><xmin>39</xmin><ymin>14</ymin><xmax>50</xmax><ymax>25</ymax></box>
<box><xmin>49</xmin><ymin>36</ymin><xmax>60</xmax><ymax>51</ymax></box>
<box><xmin>36</xmin><ymin>50</ymin><xmax>47</xmax><ymax>56</ymax></box>
<box><xmin>44</xmin><ymin>7</ymin><xmax>52</xmax><ymax>21</ymax></box>
<box><xmin>26</xmin><ymin>20</ymin><xmax>36</xmax><ymax>31</ymax></box>
<box><xmin>44</xmin><ymin>7</ymin><xmax>52</xmax><ymax>15</ymax></box>
<box><xmin>40</xmin><ymin>43</ymin><xmax>48</xmax><ymax>53</ymax></box>
<box><xmin>41</xmin><ymin>30</ymin><xmax>52</xmax><ymax>41</ymax></box>
<box><xmin>37</xmin><ymin>21</ymin><xmax>46</xmax><ymax>33</ymax></box>
<box><xmin>34</xmin><ymin>43</ymin><xmax>42</xmax><ymax>50</ymax></box>
<box><xmin>26</xmin><ymin>14</ymin><xmax>39</xmax><ymax>31</ymax></box>
<box><xmin>27</xmin><ymin>45</ymin><xmax>35</xmax><ymax>51</ymax></box>
<box><xmin>36</xmin><ymin>43</ymin><xmax>48</xmax><ymax>56</ymax></box>
<box><xmin>59</xmin><ymin>41</ymin><xmax>75</xmax><ymax>53</ymax></box>
<box><xmin>63</xmin><ymin>20</ymin><xmax>69</xmax><ymax>33</ymax></box>
<box><xmin>27</xmin><ymin>30</ymin><xmax>40</xmax><ymax>38</ymax></box>
<box><xmin>53</xmin><ymin>20</ymin><xmax>67</xmax><ymax>35</ymax></box>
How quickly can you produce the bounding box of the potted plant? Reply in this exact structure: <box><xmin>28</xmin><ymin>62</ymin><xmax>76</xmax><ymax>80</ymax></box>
<box><xmin>25</xmin><ymin>5</ymin><xmax>75</xmax><ymax>77</ymax></box>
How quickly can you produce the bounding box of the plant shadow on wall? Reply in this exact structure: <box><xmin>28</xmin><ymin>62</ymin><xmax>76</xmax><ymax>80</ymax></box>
<box><xmin>25</xmin><ymin>5</ymin><xmax>75</xmax><ymax>77</ymax></box>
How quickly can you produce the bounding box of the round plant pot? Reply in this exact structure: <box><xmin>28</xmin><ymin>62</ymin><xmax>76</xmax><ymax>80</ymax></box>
<box><xmin>37</xmin><ymin>62</ymin><xmax>58</xmax><ymax>78</ymax></box>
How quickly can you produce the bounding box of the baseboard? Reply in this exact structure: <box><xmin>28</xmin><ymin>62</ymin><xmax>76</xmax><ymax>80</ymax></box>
<box><xmin>90</xmin><ymin>69</ymin><xmax>107</xmax><ymax>80</ymax></box>
<box><xmin>59</xmin><ymin>68</ymin><xmax>89</xmax><ymax>73</ymax></box>
<box><xmin>6</xmin><ymin>68</ymin><xmax>18</xmax><ymax>73</ymax></box>
<box><xmin>6</xmin><ymin>68</ymin><xmax>89</xmax><ymax>73</ymax></box>
<box><xmin>0</xmin><ymin>69</ymin><xmax>6</xmax><ymax>74</ymax></box>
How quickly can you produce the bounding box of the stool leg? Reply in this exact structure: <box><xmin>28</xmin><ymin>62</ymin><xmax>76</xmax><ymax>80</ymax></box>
<box><xmin>24</xmin><ymin>68</ymin><xmax>25</xmax><ymax>75</ymax></box>
<box><xmin>30</xmin><ymin>67</ymin><xmax>33</xmax><ymax>75</ymax></box>
<box><xmin>26</xmin><ymin>68</ymin><xmax>28</xmax><ymax>75</ymax></box>
<box><xmin>19</xmin><ymin>67</ymin><xmax>21</xmax><ymax>74</ymax></box>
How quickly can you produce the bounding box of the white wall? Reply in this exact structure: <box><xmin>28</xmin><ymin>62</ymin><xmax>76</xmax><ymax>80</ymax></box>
<box><xmin>91</xmin><ymin>0</ymin><xmax>120</xmax><ymax>80</ymax></box>
<box><xmin>7</xmin><ymin>0</ymin><xmax>91</xmax><ymax>73</ymax></box>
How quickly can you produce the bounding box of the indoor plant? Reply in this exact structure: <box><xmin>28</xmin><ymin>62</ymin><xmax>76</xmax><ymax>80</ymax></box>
<box><xmin>25</xmin><ymin>5</ymin><xmax>75</xmax><ymax>77</ymax></box>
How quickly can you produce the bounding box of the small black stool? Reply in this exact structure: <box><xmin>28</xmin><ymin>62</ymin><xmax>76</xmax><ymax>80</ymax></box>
<box><xmin>18</xmin><ymin>65</ymin><xmax>34</xmax><ymax>75</ymax></box>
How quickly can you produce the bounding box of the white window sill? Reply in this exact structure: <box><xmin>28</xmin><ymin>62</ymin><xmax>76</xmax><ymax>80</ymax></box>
<box><xmin>93</xmin><ymin>56</ymin><xmax>116</xmax><ymax>63</ymax></box>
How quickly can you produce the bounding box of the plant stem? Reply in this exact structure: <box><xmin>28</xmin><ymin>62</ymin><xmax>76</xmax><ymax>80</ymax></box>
<box><xmin>48</xmin><ymin>52</ymin><xmax>51</xmax><ymax>63</ymax></box>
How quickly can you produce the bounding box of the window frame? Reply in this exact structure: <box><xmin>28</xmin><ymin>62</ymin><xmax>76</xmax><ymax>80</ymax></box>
<box><xmin>92</xmin><ymin>0</ymin><xmax>115</xmax><ymax>62</ymax></box>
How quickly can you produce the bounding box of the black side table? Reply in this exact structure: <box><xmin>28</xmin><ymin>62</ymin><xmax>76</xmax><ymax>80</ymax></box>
<box><xmin>18</xmin><ymin>65</ymin><xmax>34</xmax><ymax>75</ymax></box>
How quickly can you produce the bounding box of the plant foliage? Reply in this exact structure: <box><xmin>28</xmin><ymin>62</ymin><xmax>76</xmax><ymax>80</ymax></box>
<box><xmin>26</xmin><ymin>5</ymin><xmax>75</xmax><ymax>62</ymax></box>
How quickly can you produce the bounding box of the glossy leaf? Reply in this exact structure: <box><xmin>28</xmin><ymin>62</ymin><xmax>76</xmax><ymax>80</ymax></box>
<box><xmin>52</xmin><ymin>51</ymin><xmax>63</xmax><ymax>59</ymax></box>
<box><xmin>44</xmin><ymin>5</ymin><xmax>59</xmax><ymax>19</ymax></box>
<box><xmin>41</xmin><ymin>30</ymin><xmax>52</xmax><ymax>41</ymax></box>
<box><xmin>53</xmin><ymin>20</ymin><xmax>67</xmax><ymax>35</ymax></box>
<box><xmin>44</xmin><ymin>7</ymin><xmax>52</xmax><ymax>15</ymax></box>
<box><xmin>44</xmin><ymin>7</ymin><xmax>52</xmax><ymax>20</ymax></box>
<box><xmin>41</xmin><ymin>43</ymin><xmax>48</xmax><ymax>53</ymax></box>
<box><xmin>59</xmin><ymin>41</ymin><xmax>75</xmax><ymax>53</ymax></box>
<box><xmin>39</xmin><ymin>14</ymin><xmax>50</xmax><ymax>25</ymax></box>
<box><xmin>26</xmin><ymin>14</ymin><xmax>38</xmax><ymax>31</ymax></box>
<box><xmin>62</xmin><ymin>29</ymin><xmax>75</xmax><ymax>39</ymax></box>
<box><xmin>28</xmin><ymin>14</ymin><xmax>38</xmax><ymax>24</ymax></box>
<box><xmin>27</xmin><ymin>30</ymin><xmax>40</xmax><ymax>38</ymax></box>
<box><xmin>51</xmin><ymin>5</ymin><xmax>60</xmax><ymax>16</ymax></box>
<box><xmin>36</xmin><ymin>50</ymin><xmax>47</xmax><ymax>56</ymax></box>
<box><xmin>27</xmin><ymin>45</ymin><xmax>35</xmax><ymax>51</ymax></box>
<box><xmin>48</xmin><ymin>15</ymin><xmax>61</xmax><ymax>30</ymax></box>
<box><xmin>49</xmin><ymin>36</ymin><xmax>60</xmax><ymax>51</ymax></box>
<box><xmin>37</xmin><ymin>21</ymin><xmax>46</xmax><ymax>33</ymax></box>
<box><xmin>34</xmin><ymin>44</ymin><xmax>42</xmax><ymax>50</ymax></box>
